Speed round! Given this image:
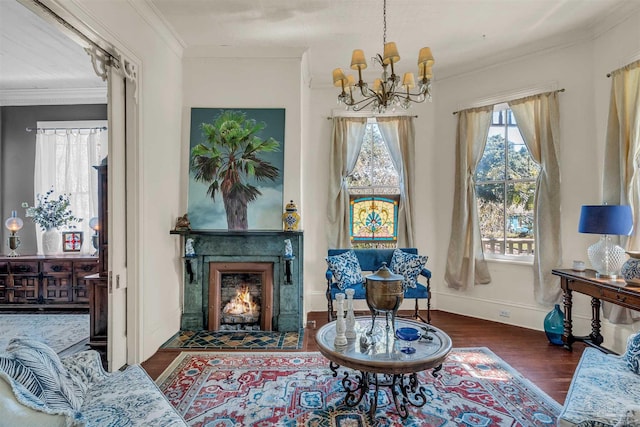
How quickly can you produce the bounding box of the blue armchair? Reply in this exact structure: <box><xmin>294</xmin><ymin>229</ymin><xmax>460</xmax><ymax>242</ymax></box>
<box><xmin>325</xmin><ymin>248</ymin><xmax>431</xmax><ymax>323</ymax></box>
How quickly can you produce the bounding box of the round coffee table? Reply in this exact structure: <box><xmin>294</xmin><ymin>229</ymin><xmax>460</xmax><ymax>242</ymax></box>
<box><xmin>315</xmin><ymin>316</ymin><xmax>452</xmax><ymax>421</ymax></box>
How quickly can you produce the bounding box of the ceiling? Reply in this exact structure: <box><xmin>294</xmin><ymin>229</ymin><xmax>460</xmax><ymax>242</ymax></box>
<box><xmin>0</xmin><ymin>0</ymin><xmax>105</xmax><ymax>92</ymax></box>
<box><xmin>1</xmin><ymin>0</ymin><xmax>639</xmax><ymax>100</ymax></box>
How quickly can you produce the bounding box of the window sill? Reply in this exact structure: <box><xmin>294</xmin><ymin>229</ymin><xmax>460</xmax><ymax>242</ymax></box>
<box><xmin>485</xmin><ymin>256</ymin><xmax>533</xmax><ymax>267</ymax></box>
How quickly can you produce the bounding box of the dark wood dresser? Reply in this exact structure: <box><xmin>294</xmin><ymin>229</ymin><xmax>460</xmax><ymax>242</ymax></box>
<box><xmin>0</xmin><ymin>255</ymin><xmax>98</xmax><ymax>309</ymax></box>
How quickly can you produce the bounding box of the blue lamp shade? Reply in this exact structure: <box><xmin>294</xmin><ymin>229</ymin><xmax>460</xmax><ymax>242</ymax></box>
<box><xmin>578</xmin><ymin>205</ymin><xmax>633</xmax><ymax>236</ymax></box>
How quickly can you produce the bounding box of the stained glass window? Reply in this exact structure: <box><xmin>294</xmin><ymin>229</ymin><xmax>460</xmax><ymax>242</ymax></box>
<box><xmin>346</xmin><ymin>120</ymin><xmax>401</xmax><ymax>248</ymax></box>
<box><xmin>350</xmin><ymin>196</ymin><xmax>398</xmax><ymax>242</ymax></box>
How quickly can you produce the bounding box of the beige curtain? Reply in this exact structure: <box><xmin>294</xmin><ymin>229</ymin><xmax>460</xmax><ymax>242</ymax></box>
<box><xmin>376</xmin><ymin>116</ymin><xmax>416</xmax><ymax>247</ymax></box>
<box><xmin>602</xmin><ymin>60</ymin><xmax>640</xmax><ymax>324</ymax></box>
<box><xmin>509</xmin><ymin>91</ymin><xmax>563</xmax><ymax>305</ymax></box>
<box><xmin>327</xmin><ymin>117</ymin><xmax>367</xmax><ymax>248</ymax></box>
<box><xmin>445</xmin><ymin>106</ymin><xmax>493</xmax><ymax>290</ymax></box>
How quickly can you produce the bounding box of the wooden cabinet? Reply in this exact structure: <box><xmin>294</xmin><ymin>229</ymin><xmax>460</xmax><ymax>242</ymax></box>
<box><xmin>0</xmin><ymin>256</ymin><xmax>98</xmax><ymax>308</ymax></box>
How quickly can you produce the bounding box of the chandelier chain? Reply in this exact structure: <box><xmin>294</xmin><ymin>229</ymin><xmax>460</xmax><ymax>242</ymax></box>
<box><xmin>383</xmin><ymin>0</ymin><xmax>387</xmax><ymax>45</ymax></box>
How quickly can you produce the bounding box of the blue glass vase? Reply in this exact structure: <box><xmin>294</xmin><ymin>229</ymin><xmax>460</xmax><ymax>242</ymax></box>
<box><xmin>544</xmin><ymin>304</ymin><xmax>565</xmax><ymax>345</ymax></box>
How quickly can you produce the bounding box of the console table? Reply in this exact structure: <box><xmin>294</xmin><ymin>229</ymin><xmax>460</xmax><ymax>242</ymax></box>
<box><xmin>552</xmin><ymin>268</ymin><xmax>640</xmax><ymax>351</ymax></box>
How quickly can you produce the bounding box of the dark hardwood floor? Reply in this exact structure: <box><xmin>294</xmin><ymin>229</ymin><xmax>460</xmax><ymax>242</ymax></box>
<box><xmin>142</xmin><ymin>310</ymin><xmax>585</xmax><ymax>404</ymax></box>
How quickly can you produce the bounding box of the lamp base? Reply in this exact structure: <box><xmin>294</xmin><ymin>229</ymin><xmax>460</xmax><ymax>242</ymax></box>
<box><xmin>587</xmin><ymin>235</ymin><xmax>626</xmax><ymax>279</ymax></box>
<box><xmin>7</xmin><ymin>235</ymin><xmax>20</xmax><ymax>257</ymax></box>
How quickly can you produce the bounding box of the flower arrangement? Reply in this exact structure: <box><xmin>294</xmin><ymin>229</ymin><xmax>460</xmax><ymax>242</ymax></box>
<box><xmin>24</xmin><ymin>188</ymin><xmax>82</xmax><ymax>231</ymax></box>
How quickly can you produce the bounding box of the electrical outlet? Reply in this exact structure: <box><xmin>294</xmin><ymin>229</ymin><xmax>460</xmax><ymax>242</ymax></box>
<box><xmin>499</xmin><ymin>310</ymin><xmax>510</xmax><ymax>318</ymax></box>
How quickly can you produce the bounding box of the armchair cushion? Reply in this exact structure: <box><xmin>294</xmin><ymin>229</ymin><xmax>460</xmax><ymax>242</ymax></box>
<box><xmin>389</xmin><ymin>249</ymin><xmax>427</xmax><ymax>288</ymax></box>
<box><xmin>623</xmin><ymin>332</ymin><xmax>640</xmax><ymax>374</ymax></box>
<box><xmin>325</xmin><ymin>249</ymin><xmax>365</xmax><ymax>291</ymax></box>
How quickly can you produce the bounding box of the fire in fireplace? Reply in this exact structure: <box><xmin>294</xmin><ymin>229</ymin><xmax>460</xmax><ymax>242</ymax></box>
<box><xmin>221</xmin><ymin>282</ymin><xmax>261</xmax><ymax>329</ymax></box>
<box><xmin>209</xmin><ymin>262</ymin><xmax>273</xmax><ymax>331</ymax></box>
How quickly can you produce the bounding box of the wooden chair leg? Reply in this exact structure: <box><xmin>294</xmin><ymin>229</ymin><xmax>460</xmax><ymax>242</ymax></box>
<box><xmin>327</xmin><ymin>296</ymin><xmax>335</xmax><ymax>322</ymax></box>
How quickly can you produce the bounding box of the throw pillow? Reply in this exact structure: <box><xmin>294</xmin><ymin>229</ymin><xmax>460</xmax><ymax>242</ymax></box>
<box><xmin>623</xmin><ymin>332</ymin><xmax>640</xmax><ymax>374</ymax></box>
<box><xmin>326</xmin><ymin>250</ymin><xmax>365</xmax><ymax>290</ymax></box>
<box><xmin>389</xmin><ymin>249</ymin><xmax>427</xmax><ymax>288</ymax></box>
<box><xmin>0</xmin><ymin>338</ymin><xmax>85</xmax><ymax>421</ymax></box>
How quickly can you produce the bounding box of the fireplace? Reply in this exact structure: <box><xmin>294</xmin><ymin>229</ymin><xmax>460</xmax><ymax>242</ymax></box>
<box><xmin>209</xmin><ymin>262</ymin><xmax>273</xmax><ymax>331</ymax></box>
<box><xmin>172</xmin><ymin>230</ymin><xmax>303</xmax><ymax>332</ymax></box>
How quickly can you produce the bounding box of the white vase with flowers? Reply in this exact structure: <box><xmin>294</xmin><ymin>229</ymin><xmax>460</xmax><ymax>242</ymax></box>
<box><xmin>24</xmin><ymin>188</ymin><xmax>82</xmax><ymax>255</ymax></box>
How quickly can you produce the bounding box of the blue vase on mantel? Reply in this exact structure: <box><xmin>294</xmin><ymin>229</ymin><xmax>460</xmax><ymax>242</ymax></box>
<box><xmin>544</xmin><ymin>304</ymin><xmax>565</xmax><ymax>345</ymax></box>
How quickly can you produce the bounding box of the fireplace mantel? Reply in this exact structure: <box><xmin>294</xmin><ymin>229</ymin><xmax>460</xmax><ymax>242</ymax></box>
<box><xmin>171</xmin><ymin>230</ymin><xmax>303</xmax><ymax>332</ymax></box>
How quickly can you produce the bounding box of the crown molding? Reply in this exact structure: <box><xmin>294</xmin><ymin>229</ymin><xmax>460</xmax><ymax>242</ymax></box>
<box><xmin>184</xmin><ymin>45</ymin><xmax>307</xmax><ymax>59</ymax></box>
<box><xmin>132</xmin><ymin>0</ymin><xmax>185</xmax><ymax>58</ymax></box>
<box><xmin>0</xmin><ymin>87</ymin><xmax>107</xmax><ymax>106</ymax></box>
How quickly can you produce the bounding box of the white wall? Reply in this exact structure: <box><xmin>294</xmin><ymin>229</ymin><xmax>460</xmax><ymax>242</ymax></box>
<box><xmin>433</xmin><ymin>9</ymin><xmax>640</xmax><ymax>353</ymax></box>
<box><xmin>60</xmin><ymin>0</ymin><xmax>184</xmax><ymax>362</ymax></box>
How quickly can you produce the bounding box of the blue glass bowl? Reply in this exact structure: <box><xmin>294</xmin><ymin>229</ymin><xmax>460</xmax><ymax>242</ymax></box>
<box><xmin>395</xmin><ymin>327</ymin><xmax>421</xmax><ymax>342</ymax></box>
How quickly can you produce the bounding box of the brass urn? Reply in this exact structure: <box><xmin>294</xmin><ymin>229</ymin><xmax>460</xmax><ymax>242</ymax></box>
<box><xmin>364</xmin><ymin>262</ymin><xmax>405</xmax><ymax>313</ymax></box>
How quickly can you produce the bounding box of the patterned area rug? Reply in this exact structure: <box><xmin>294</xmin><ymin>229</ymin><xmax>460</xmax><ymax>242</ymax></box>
<box><xmin>156</xmin><ymin>348</ymin><xmax>560</xmax><ymax>426</ymax></box>
<box><xmin>160</xmin><ymin>330</ymin><xmax>304</xmax><ymax>350</ymax></box>
<box><xmin>0</xmin><ymin>314</ymin><xmax>89</xmax><ymax>354</ymax></box>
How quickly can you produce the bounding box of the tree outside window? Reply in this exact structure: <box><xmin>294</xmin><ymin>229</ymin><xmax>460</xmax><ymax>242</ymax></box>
<box><xmin>475</xmin><ymin>108</ymin><xmax>539</xmax><ymax>259</ymax></box>
<box><xmin>347</xmin><ymin>121</ymin><xmax>400</xmax><ymax>248</ymax></box>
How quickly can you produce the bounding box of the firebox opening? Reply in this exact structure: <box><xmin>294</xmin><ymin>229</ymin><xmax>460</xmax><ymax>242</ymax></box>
<box><xmin>209</xmin><ymin>262</ymin><xmax>273</xmax><ymax>331</ymax></box>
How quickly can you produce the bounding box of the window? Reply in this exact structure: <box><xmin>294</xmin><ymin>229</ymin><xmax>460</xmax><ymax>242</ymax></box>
<box><xmin>34</xmin><ymin>120</ymin><xmax>108</xmax><ymax>255</ymax></box>
<box><xmin>346</xmin><ymin>120</ymin><xmax>400</xmax><ymax>248</ymax></box>
<box><xmin>475</xmin><ymin>108</ymin><xmax>539</xmax><ymax>260</ymax></box>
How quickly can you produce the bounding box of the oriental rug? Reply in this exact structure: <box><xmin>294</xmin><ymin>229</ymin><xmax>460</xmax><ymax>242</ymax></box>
<box><xmin>156</xmin><ymin>348</ymin><xmax>561</xmax><ymax>426</ymax></box>
<box><xmin>0</xmin><ymin>313</ymin><xmax>89</xmax><ymax>355</ymax></box>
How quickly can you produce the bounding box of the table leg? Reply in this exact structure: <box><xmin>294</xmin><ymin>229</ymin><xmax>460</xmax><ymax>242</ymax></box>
<box><xmin>329</xmin><ymin>365</ymin><xmax>430</xmax><ymax>421</ymax></box>
<box><xmin>590</xmin><ymin>297</ymin><xmax>604</xmax><ymax>346</ymax></box>
<box><xmin>562</xmin><ymin>284</ymin><xmax>574</xmax><ymax>351</ymax></box>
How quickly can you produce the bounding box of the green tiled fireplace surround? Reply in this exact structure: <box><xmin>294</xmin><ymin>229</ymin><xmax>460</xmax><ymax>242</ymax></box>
<box><xmin>171</xmin><ymin>230</ymin><xmax>303</xmax><ymax>332</ymax></box>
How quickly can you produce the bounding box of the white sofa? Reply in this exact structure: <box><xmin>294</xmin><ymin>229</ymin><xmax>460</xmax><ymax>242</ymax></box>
<box><xmin>0</xmin><ymin>338</ymin><xmax>187</xmax><ymax>426</ymax></box>
<box><xmin>558</xmin><ymin>345</ymin><xmax>640</xmax><ymax>427</ymax></box>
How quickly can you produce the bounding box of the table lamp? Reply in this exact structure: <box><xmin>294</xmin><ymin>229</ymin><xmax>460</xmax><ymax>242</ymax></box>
<box><xmin>5</xmin><ymin>210</ymin><xmax>24</xmax><ymax>257</ymax></box>
<box><xmin>578</xmin><ymin>205</ymin><xmax>633</xmax><ymax>278</ymax></box>
<box><xmin>89</xmin><ymin>217</ymin><xmax>99</xmax><ymax>256</ymax></box>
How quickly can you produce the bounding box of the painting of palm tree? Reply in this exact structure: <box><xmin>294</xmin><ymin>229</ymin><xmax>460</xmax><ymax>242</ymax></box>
<box><xmin>188</xmin><ymin>109</ymin><xmax>285</xmax><ymax>230</ymax></box>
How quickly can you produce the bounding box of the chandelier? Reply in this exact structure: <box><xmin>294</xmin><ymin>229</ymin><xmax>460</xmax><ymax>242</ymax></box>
<box><xmin>332</xmin><ymin>0</ymin><xmax>435</xmax><ymax>113</ymax></box>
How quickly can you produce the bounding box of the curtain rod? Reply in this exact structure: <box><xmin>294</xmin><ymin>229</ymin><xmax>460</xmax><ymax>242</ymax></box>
<box><xmin>326</xmin><ymin>114</ymin><xmax>418</xmax><ymax>120</ymax></box>
<box><xmin>452</xmin><ymin>88</ymin><xmax>566</xmax><ymax>115</ymax></box>
<box><xmin>26</xmin><ymin>126</ymin><xmax>108</xmax><ymax>132</ymax></box>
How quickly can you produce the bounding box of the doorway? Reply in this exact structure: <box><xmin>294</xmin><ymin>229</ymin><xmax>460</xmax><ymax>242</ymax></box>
<box><xmin>0</xmin><ymin>0</ymin><xmax>137</xmax><ymax>371</ymax></box>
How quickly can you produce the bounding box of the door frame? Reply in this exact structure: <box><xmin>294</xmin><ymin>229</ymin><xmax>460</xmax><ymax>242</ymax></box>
<box><xmin>18</xmin><ymin>0</ymin><xmax>143</xmax><ymax>368</ymax></box>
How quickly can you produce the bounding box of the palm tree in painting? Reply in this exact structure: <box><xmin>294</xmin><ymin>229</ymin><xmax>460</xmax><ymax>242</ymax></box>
<box><xmin>191</xmin><ymin>110</ymin><xmax>280</xmax><ymax>230</ymax></box>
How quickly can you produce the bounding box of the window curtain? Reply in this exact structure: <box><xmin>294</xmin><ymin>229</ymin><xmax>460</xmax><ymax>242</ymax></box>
<box><xmin>508</xmin><ymin>91</ymin><xmax>562</xmax><ymax>305</ymax></box>
<box><xmin>327</xmin><ymin>117</ymin><xmax>367</xmax><ymax>248</ymax></box>
<box><xmin>376</xmin><ymin>116</ymin><xmax>416</xmax><ymax>247</ymax></box>
<box><xmin>445</xmin><ymin>106</ymin><xmax>493</xmax><ymax>290</ymax></box>
<box><xmin>602</xmin><ymin>59</ymin><xmax>640</xmax><ymax>324</ymax></box>
<box><xmin>34</xmin><ymin>128</ymin><xmax>107</xmax><ymax>255</ymax></box>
